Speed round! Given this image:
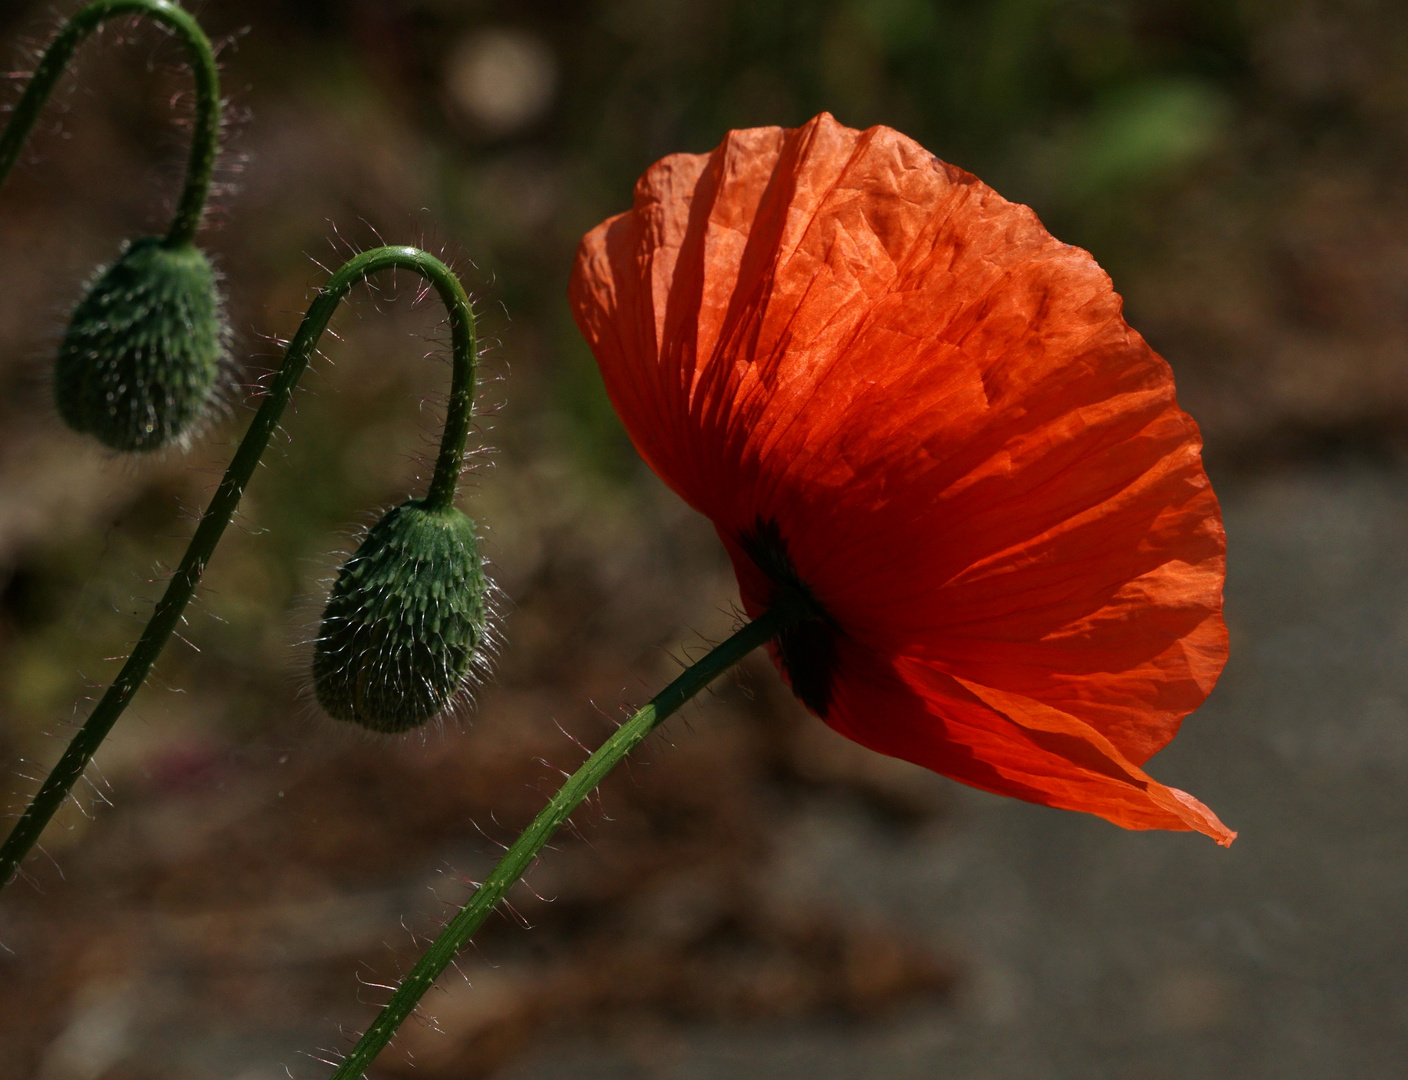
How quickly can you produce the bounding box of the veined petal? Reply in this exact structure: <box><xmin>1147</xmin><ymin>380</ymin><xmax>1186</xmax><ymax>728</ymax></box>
<box><xmin>571</xmin><ymin>113</ymin><xmax>1232</xmax><ymax>842</ymax></box>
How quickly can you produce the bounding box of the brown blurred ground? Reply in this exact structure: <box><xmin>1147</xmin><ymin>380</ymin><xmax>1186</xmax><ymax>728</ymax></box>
<box><xmin>0</xmin><ymin>1</ymin><xmax>1405</xmax><ymax>1077</ymax></box>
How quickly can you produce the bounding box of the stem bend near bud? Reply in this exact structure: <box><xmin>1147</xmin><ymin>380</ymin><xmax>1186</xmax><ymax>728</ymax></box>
<box><xmin>0</xmin><ymin>0</ymin><xmax>222</xmax><ymax>246</ymax></box>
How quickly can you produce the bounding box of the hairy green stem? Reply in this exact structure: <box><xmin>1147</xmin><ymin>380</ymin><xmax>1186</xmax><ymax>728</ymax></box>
<box><xmin>0</xmin><ymin>0</ymin><xmax>220</xmax><ymax>246</ymax></box>
<box><xmin>0</xmin><ymin>246</ymin><xmax>478</xmax><ymax>888</ymax></box>
<box><xmin>326</xmin><ymin>599</ymin><xmax>803</xmax><ymax>1079</ymax></box>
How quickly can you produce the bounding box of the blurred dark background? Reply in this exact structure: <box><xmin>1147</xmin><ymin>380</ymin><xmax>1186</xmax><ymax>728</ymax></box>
<box><xmin>0</xmin><ymin>1</ymin><xmax>1406</xmax><ymax>1077</ymax></box>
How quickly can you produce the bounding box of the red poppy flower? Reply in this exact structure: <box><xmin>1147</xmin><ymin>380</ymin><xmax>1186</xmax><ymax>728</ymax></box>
<box><xmin>569</xmin><ymin>113</ymin><xmax>1233</xmax><ymax>845</ymax></box>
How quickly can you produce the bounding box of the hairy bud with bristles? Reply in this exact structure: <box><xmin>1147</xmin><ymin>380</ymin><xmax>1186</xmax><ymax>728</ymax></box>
<box><xmin>313</xmin><ymin>499</ymin><xmax>490</xmax><ymax>732</ymax></box>
<box><xmin>55</xmin><ymin>237</ymin><xmax>225</xmax><ymax>452</ymax></box>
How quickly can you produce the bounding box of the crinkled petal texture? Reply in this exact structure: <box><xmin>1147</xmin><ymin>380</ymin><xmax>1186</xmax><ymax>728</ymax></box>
<box><xmin>570</xmin><ymin>113</ymin><xmax>1233</xmax><ymax>845</ymax></box>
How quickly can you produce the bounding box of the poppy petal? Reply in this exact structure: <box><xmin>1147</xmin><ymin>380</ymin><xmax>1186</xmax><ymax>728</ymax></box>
<box><xmin>571</xmin><ymin>113</ymin><xmax>1231</xmax><ymax>840</ymax></box>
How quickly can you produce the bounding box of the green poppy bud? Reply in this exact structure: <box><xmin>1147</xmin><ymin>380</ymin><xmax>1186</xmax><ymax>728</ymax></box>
<box><xmin>313</xmin><ymin>498</ymin><xmax>491</xmax><ymax>732</ymax></box>
<box><xmin>55</xmin><ymin>237</ymin><xmax>225</xmax><ymax>452</ymax></box>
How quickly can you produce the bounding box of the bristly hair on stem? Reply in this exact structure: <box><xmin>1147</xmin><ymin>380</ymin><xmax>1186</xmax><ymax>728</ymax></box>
<box><xmin>321</xmin><ymin>598</ymin><xmax>808</xmax><ymax>1080</ymax></box>
<box><xmin>0</xmin><ymin>0</ymin><xmax>222</xmax><ymax>246</ymax></box>
<box><xmin>0</xmin><ymin>246</ymin><xmax>482</xmax><ymax>890</ymax></box>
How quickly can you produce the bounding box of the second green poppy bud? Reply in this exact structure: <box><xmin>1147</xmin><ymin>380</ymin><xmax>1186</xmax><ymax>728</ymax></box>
<box><xmin>312</xmin><ymin>499</ymin><xmax>490</xmax><ymax>733</ymax></box>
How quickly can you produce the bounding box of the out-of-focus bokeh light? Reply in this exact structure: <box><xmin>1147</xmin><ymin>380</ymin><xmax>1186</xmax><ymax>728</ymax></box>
<box><xmin>445</xmin><ymin>28</ymin><xmax>557</xmax><ymax>135</ymax></box>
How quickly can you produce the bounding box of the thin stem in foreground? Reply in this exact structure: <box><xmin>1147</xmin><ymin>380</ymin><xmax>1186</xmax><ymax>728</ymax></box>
<box><xmin>326</xmin><ymin>599</ymin><xmax>804</xmax><ymax>1080</ymax></box>
<box><xmin>0</xmin><ymin>0</ymin><xmax>221</xmax><ymax>247</ymax></box>
<box><xmin>0</xmin><ymin>246</ymin><xmax>479</xmax><ymax>889</ymax></box>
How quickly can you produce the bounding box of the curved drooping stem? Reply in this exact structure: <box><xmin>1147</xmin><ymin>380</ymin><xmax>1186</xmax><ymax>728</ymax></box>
<box><xmin>326</xmin><ymin>598</ymin><xmax>805</xmax><ymax>1080</ymax></box>
<box><xmin>0</xmin><ymin>0</ymin><xmax>220</xmax><ymax>246</ymax></box>
<box><xmin>0</xmin><ymin>246</ymin><xmax>478</xmax><ymax>888</ymax></box>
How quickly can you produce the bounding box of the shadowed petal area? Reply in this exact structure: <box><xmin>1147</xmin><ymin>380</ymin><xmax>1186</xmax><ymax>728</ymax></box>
<box><xmin>570</xmin><ymin>113</ymin><xmax>1230</xmax><ymax>840</ymax></box>
<box><xmin>822</xmin><ymin>642</ymin><xmax>1232</xmax><ymax>844</ymax></box>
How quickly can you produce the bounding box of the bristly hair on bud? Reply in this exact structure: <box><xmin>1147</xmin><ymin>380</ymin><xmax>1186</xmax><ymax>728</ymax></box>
<box><xmin>313</xmin><ymin>498</ymin><xmax>492</xmax><ymax>733</ymax></box>
<box><xmin>55</xmin><ymin>236</ymin><xmax>227</xmax><ymax>452</ymax></box>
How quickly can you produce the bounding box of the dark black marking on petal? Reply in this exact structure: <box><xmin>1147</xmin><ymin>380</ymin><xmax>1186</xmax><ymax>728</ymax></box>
<box><xmin>738</xmin><ymin>516</ymin><xmax>840</xmax><ymax>717</ymax></box>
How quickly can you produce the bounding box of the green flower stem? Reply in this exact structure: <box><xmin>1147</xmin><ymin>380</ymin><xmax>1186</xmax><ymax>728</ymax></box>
<box><xmin>0</xmin><ymin>0</ymin><xmax>220</xmax><ymax>247</ymax></box>
<box><xmin>326</xmin><ymin>598</ymin><xmax>803</xmax><ymax>1080</ymax></box>
<box><xmin>0</xmin><ymin>246</ymin><xmax>478</xmax><ymax>889</ymax></box>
